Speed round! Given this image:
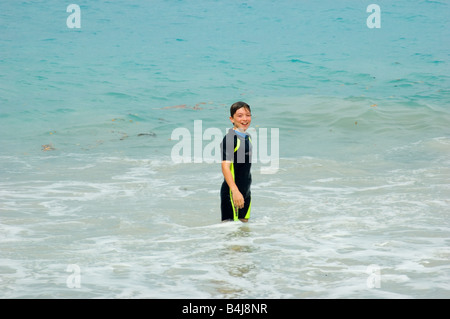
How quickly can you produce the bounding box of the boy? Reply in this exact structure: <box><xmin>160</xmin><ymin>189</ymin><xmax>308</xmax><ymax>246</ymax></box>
<box><xmin>220</xmin><ymin>101</ymin><xmax>253</xmax><ymax>222</ymax></box>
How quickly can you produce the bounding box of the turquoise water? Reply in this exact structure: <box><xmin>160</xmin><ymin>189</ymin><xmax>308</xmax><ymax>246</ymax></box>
<box><xmin>1</xmin><ymin>0</ymin><xmax>449</xmax><ymax>298</ymax></box>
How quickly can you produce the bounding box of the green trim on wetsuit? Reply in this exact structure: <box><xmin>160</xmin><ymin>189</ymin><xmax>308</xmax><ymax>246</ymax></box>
<box><xmin>234</xmin><ymin>139</ymin><xmax>240</xmax><ymax>153</ymax></box>
<box><xmin>245</xmin><ymin>200</ymin><xmax>251</xmax><ymax>219</ymax></box>
<box><xmin>229</xmin><ymin>162</ymin><xmax>238</xmax><ymax>221</ymax></box>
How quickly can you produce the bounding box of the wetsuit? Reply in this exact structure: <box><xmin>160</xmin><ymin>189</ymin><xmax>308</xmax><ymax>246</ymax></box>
<box><xmin>220</xmin><ymin>128</ymin><xmax>252</xmax><ymax>221</ymax></box>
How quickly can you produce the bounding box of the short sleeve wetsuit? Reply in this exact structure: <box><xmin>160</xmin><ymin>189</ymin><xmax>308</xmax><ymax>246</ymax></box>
<box><xmin>220</xmin><ymin>128</ymin><xmax>252</xmax><ymax>221</ymax></box>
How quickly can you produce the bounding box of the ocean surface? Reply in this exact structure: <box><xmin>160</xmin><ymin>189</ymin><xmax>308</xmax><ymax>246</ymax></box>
<box><xmin>1</xmin><ymin>0</ymin><xmax>449</xmax><ymax>298</ymax></box>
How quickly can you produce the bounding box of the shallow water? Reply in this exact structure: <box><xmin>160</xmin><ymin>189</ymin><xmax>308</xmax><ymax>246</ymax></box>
<box><xmin>1</xmin><ymin>0</ymin><xmax>449</xmax><ymax>298</ymax></box>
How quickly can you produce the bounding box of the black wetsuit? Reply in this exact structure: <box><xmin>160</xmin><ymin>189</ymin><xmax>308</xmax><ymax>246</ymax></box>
<box><xmin>220</xmin><ymin>128</ymin><xmax>252</xmax><ymax>221</ymax></box>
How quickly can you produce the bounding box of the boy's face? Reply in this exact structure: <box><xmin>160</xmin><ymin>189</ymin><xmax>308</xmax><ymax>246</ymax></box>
<box><xmin>230</xmin><ymin>107</ymin><xmax>251</xmax><ymax>132</ymax></box>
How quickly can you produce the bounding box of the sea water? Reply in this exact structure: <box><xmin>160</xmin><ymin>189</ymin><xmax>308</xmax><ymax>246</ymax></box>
<box><xmin>0</xmin><ymin>0</ymin><xmax>449</xmax><ymax>298</ymax></box>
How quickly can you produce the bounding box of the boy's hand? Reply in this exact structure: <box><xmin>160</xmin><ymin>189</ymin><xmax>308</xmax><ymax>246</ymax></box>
<box><xmin>231</xmin><ymin>189</ymin><xmax>245</xmax><ymax>209</ymax></box>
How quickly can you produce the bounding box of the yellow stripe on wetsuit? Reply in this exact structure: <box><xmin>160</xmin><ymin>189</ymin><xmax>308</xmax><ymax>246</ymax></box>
<box><xmin>229</xmin><ymin>138</ymin><xmax>251</xmax><ymax>221</ymax></box>
<box><xmin>229</xmin><ymin>162</ymin><xmax>238</xmax><ymax>220</ymax></box>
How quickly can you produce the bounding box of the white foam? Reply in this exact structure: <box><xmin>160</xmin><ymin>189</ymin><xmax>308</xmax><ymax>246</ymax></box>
<box><xmin>1</xmin><ymin>146</ymin><xmax>448</xmax><ymax>298</ymax></box>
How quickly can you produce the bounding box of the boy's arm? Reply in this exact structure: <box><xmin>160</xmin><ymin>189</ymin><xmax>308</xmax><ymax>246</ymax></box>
<box><xmin>221</xmin><ymin>160</ymin><xmax>245</xmax><ymax>209</ymax></box>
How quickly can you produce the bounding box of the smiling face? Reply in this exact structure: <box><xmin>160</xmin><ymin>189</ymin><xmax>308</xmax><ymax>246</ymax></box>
<box><xmin>230</xmin><ymin>107</ymin><xmax>252</xmax><ymax>132</ymax></box>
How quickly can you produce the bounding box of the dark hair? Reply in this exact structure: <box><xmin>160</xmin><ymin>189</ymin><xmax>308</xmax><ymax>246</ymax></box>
<box><xmin>230</xmin><ymin>101</ymin><xmax>251</xmax><ymax>117</ymax></box>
